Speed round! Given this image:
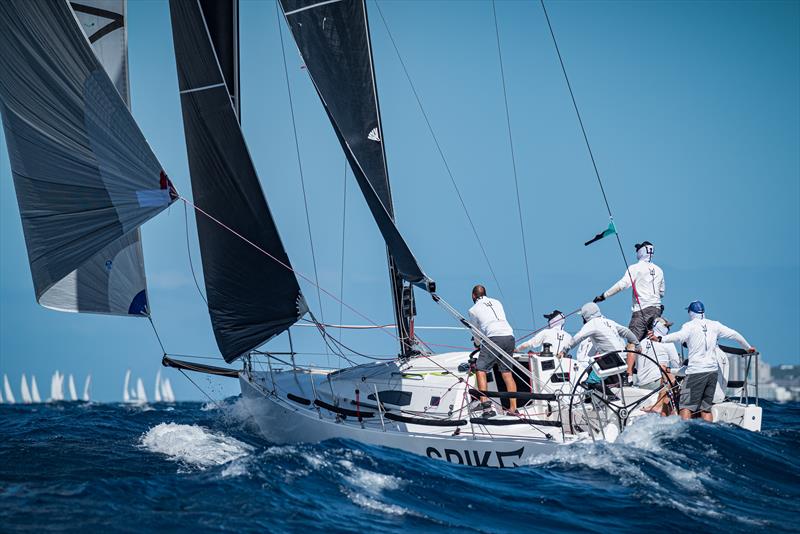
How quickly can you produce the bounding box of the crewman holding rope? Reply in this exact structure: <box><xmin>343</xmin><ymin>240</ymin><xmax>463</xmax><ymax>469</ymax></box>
<box><xmin>515</xmin><ymin>309</ymin><xmax>573</xmax><ymax>356</ymax></box>
<box><xmin>649</xmin><ymin>300</ymin><xmax>756</xmax><ymax>422</ymax></box>
<box><xmin>593</xmin><ymin>241</ymin><xmax>664</xmax><ymax>341</ymax></box>
<box><xmin>468</xmin><ymin>285</ymin><xmax>518</xmax><ymax>417</ymax></box>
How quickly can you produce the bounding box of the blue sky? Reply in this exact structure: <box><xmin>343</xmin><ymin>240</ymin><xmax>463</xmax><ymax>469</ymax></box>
<box><xmin>1</xmin><ymin>0</ymin><xmax>798</xmax><ymax>401</ymax></box>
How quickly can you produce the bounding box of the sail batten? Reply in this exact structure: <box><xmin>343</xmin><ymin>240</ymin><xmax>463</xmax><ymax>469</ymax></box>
<box><xmin>0</xmin><ymin>0</ymin><xmax>175</xmax><ymax>315</ymax></box>
<box><xmin>170</xmin><ymin>0</ymin><xmax>307</xmax><ymax>362</ymax></box>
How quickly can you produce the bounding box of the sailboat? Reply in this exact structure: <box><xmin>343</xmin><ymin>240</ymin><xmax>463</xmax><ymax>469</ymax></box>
<box><xmin>0</xmin><ymin>0</ymin><xmax>763</xmax><ymax>467</ymax></box>
<box><xmin>20</xmin><ymin>374</ymin><xmax>32</xmax><ymax>404</ymax></box>
<box><xmin>3</xmin><ymin>375</ymin><xmax>16</xmax><ymax>404</ymax></box>
<box><xmin>31</xmin><ymin>376</ymin><xmax>42</xmax><ymax>403</ymax></box>
<box><xmin>135</xmin><ymin>378</ymin><xmax>148</xmax><ymax>404</ymax></box>
<box><xmin>49</xmin><ymin>371</ymin><xmax>65</xmax><ymax>402</ymax></box>
<box><xmin>161</xmin><ymin>377</ymin><xmax>176</xmax><ymax>403</ymax></box>
<box><xmin>154</xmin><ymin>370</ymin><xmax>162</xmax><ymax>403</ymax></box>
<box><xmin>82</xmin><ymin>375</ymin><xmax>92</xmax><ymax>402</ymax></box>
<box><xmin>67</xmin><ymin>375</ymin><xmax>79</xmax><ymax>402</ymax></box>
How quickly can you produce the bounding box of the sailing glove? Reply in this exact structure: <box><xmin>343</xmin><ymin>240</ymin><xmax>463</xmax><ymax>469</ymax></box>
<box><xmin>593</xmin><ymin>294</ymin><xmax>606</xmax><ymax>303</ymax></box>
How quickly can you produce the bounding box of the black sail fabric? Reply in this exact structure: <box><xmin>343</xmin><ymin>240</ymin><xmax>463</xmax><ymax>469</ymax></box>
<box><xmin>0</xmin><ymin>0</ymin><xmax>175</xmax><ymax>313</ymax></box>
<box><xmin>280</xmin><ymin>0</ymin><xmax>432</xmax><ymax>290</ymax></box>
<box><xmin>169</xmin><ymin>0</ymin><xmax>307</xmax><ymax>362</ymax></box>
<box><xmin>198</xmin><ymin>0</ymin><xmax>240</xmax><ymax>120</ymax></box>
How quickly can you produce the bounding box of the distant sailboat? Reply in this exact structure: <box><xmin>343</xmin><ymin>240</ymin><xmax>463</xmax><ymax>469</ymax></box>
<box><xmin>136</xmin><ymin>378</ymin><xmax>148</xmax><ymax>404</ymax></box>
<box><xmin>31</xmin><ymin>376</ymin><xmax>41</xmax><ymax>403</ymax></box>
<box><xmin>67</xmin><ymin>374</ymin><xmax>78</xmax><ymax>401</ymax></box>
<box><xmin>20</xmin><ymin>374</ymin><xmax>32</xmax><ymax>404</ymax></box>
<box><xmin>49</xmin><ymin>371</ymin><xmax>64</xmax><ymax>402</ymax></box>
<box><xmin>161</xmin><ymin>378</ymin><xmax>176</xmax><ymax>403</ymax></box>
<box><xmin>123</xmin><ymin>370</ymin><xmax>132</xmax><ymax>403</ymax></box>
<box><xmin>154</xmin><ymin>370</ymin><xmax>162</xmax><ymax>403</ymax></box>
<box><xmin>3</xmin><ymin>375</ymin><xmax>16</xmax><ymax>404</ymax></box>
<box><xmin>82</xmin><ymin>375</ymin><xmax>91</xmax><ymax>402</ymax></box>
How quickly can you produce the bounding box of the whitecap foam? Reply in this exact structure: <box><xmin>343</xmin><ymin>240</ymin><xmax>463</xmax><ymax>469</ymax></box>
<box><xmin>140</xmin><ymin>423</ymin><xmax>253</xmax><ymax>469</ymax></box>
<box><xmin>337</xmin><ymin>459</ymin><xmax>414</xmax><ymax>517</ymax></box>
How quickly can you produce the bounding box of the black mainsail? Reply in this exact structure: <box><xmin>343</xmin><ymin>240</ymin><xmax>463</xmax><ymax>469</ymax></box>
<box><xmin>169</xmin><ymin>0</ymin><xmax>307</xmax><ymax>362</ymax></box>
<box><xmin>198</xmin><ymin>0</ymin><xmax>240</xmax><ymax>121</ymax></box>
<box><xmin>0</xmin><ymin>0</ymin><xmax>175</xmax><ymax>316</ymax></box>
<box><xmin>279</xmin><ymin>0</ymin><xmax>433</xmax><ymax>356</ymax></box>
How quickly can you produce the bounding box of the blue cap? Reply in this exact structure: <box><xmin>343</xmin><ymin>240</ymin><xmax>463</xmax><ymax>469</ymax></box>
<box><xmin>686</xmin><ymin>300</ymin><xmax>705</xmax><ymax>313</ymax></box>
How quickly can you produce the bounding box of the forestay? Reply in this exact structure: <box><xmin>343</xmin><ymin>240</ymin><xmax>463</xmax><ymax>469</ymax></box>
<box><xmin>0</xmin><ymin>0</ymin><xmax>175</xmax><ymax>316</ymax></box>
<box><xmin>169</xmin><ymin>0</ymin><xmax>308</xmax><ymax>363</ymax></box>
<box><xmin>279</xmin><ymin>0</ymin><xmax>432</xmax><ymax>291</ymax></box>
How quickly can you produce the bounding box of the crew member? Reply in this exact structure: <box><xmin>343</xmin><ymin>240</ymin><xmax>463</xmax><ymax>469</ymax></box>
<box><xmin>468</xmin><ymin>285</ymin><xmax>518</xmax><ymax>417</ymax></box>
<box><xmin>649</xmin><ymin>300</ymin><xmax>756</xmax><ymax>422</ymax></box>
<box><xmin>593</xmin><ymin>241</ymin><xmax>665</xmax><ymax>340</ymax></box>
<box><xmin>637</xmin><ymin>317</ymin><xmax>680</xmax><ymax>415</ymax></box>
<box><xmin>515</xmin><ymin>310</ymin><xmax>573</xmax><ymax>356</ymax></box>
<box><xmin>559</xmin><ymin>302</ymin><xmax>641</xmax><ymax>386</ymax></box>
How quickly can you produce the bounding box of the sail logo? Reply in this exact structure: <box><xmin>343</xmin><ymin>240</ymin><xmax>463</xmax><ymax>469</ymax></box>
<box><xmin>367</xmin><ymin>127</ymin><xmax>381</xmax><ymax>142</ymax></box>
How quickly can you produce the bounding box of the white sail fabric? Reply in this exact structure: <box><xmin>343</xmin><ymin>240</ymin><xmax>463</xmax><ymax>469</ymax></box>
<box><xmin>154</xmin><ymin>370</ymin><xmax>162</xmax><ymax>403</ymax></box>
<box><xmin>123</xmin><ymin>369</ymin><xmax>131</xmax><ymax>403</ymax></box>
<box><xmin>83</xmin><ymin>375</ymin><xmax>92</xmax><ymax>401</ymax></box>
<box><xmin>68</xmin><ymin>375</ymin><xmax>78</xmax><ymax>401</ymax></box>
<box><xmin>161</xmin><ymin>378</ymin><xmax>175</xmax><ymax>403</ymax></box>
<box><xmin>31</xmin><ymin>376</ymin><xmax>42</xmax><ymax>403</ymax></box>
<box><xmin>20</xmin><ymin>374</ymin><xmax>32</xmax><ymax>404</ymax></box>
<box><xmin>4</xmin><ymin>375</ymin><xmax>16</xmax><ymax>404</ymax></box>
<box><xmin>136</xmin><ymin>378</ymin><xmax>147</xmax><ymax>403</ymax></box>
<box><xmin>0</xmin><ymin>0</ymin><xmax>175</xmax><ymax>317</ymax></box>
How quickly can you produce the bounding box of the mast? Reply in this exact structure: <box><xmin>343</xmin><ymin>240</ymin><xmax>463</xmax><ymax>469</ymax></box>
<box><xmin>279</xmin><ymin>0</ymin><xmax>430</xmax><ymax>358</ymax></box>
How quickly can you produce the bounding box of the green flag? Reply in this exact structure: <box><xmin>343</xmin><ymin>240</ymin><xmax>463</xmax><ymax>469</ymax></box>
<box><xmin>584</xmin><ymin>220</ymin><xmax>617</xmax><ymax>246</ymax></box>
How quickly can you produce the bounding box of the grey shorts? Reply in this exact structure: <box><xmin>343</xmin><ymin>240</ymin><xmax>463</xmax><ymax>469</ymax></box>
<box><xmin>629</xmin><ymin>305</ymin><xmax>663</xmax><ymax>341</ymax></box>
<box><xmin>679</xmin><ymin>371</ymin><xmax>718</xmax><ymax>413</ymax></box>
<box><xmin>475</xmin><ymin>335</ymin><xmax>515</xmax><ymax>373</ymax></box>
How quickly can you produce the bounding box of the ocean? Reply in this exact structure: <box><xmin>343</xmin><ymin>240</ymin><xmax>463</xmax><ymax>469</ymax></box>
<box><xmin>1</xmin><ymin>399</ymin><xmax>798</xmax><ymax>533</ymax></box>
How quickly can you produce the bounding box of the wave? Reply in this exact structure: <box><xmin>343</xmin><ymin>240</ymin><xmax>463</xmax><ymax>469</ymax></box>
<box><xmin>140</xmin><ymin>423</ymin><xmax>253</xmax><ymax>470</ymax></box>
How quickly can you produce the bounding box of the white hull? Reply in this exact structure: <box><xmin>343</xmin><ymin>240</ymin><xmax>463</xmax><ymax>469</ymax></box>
<box><xmin>239</xmin><ymin>374</ymin><xmax>564</xmax><ymax>468</ymax></box>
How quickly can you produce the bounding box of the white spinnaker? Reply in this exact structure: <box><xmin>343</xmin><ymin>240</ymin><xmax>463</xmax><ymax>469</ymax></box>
<box><xmin>20</xmin><ymin>374</ymin><xmax>32</xmax><ymax>403</ymax></box>
<box><xmin>136</xmin><ymin>378</ymin><xmax>147</xmax><ymax>403</ymax></box>
<box><xmin>31</xmin><ymin>375</ymin><xmax>41</xmax><ymax>403</ymax></box>
<box><xmin>123</xmin><ymin>369</ymin><xmax>132</xmax><ymax>402</ymax></box>
<box><xmin>154</xmin><ymin>370</ymin><xmax>162</xmax><ymax>403</ymax></box>
<box><xmin>4</xmin><ymin>375</ymin><xmax>16</xmax><ymax>404</ymax></box>
<box><xmin>82</xmin><ymin>375</ymin><xmax>92</xmax><ymax>402</ymax></box>
<box><xmin>68</xmin><ymin>374</ymin><xmax>78</xmax><ymax>401</ymax></box>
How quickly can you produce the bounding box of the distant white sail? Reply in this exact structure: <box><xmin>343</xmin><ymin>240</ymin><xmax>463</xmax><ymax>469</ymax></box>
<box><xmin>82</xmin><ymin>375</ymin><xmax>91</xmax><ymax>402</ymax></box>
<box><xmin>3</xmin><ymin>374</ymin><xmax>16</xmax><ymax>404</ymax></box>
<box><xmin>123</xmin><ymin>369</ymin><xmax>132</xmax><ymax>403</ymax></box>
<box><xmin>162</xmin><ymin>378</ymin><xmax>175</xmax><ymax>403</ymax></box>
<box><xmin>68</xmin><ymin>374</ymin><xmax>78</xmax><ymax>401</ymax></box>
<box><xmin>154</xmin><ymin>370</ymin><xmax>162</xmax><ymax>403</ymax></box>
<box><xmin>31</xmin><ymin>376</ymin><xmax>42</xmax><ymax>403</ymax></box>
<box><xmin>136</xmin><ymin>377</ymin><xmax>148</xmax><ymax>404</ymax></box>
<box><xmin>20</xmin><ymin>374</ymin><xmax>32</xmax><ymax>404</ymax></box>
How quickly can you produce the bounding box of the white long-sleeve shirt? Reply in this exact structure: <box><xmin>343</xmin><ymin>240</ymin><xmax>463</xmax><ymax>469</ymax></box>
<box><xmin>562</xmin><ymin>317</ymin><xmax>639</xmax><ymax>355</ymax></box>
<box><xmin>468</xmin><ymin>296</ymin><xmax>514</xmax><ymax>340</ymax></box>
<box><xmin>603</xmin><ymin>260</ymin><xmax>665</xmax><ymax>311</ymax></box>
<box><xmin>660</xmin><ymin>318</ymin><xmax>751</xmax><ymax>374</ymax></box>
<box><xmin>636</xmin><ymin>339</ymin><xmax>681</xmax><ymax>385</ymax></box>
<box><xmin>517</xmin><ymin>328</ymin><xmax>573</xmax><ymax>355</ymax></box>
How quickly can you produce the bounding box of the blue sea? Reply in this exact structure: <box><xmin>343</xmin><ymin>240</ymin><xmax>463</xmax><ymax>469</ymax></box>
<box><xmin>1</xmin><ymin>399</ymin><xmax>798</xmax><ymax>533</ymax></box>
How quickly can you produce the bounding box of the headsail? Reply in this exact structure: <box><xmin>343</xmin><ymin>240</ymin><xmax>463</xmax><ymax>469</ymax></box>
<box><xmin>169</xmin><ymin>0</ymin><xmax>307</xmax><ymax>362</ymax></box>
<box><xmin>278</xmin><ymin>0</ymin><xmax>432</xmax><ymax>291</ymax></box>
<box><xmin>0</xmin><ymin>0</ymin><xmax>176</xmax><ymax>315</ymax></box>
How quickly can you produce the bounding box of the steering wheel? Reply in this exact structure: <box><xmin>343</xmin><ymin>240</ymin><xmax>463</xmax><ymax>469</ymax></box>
<box><xmin>566</xmin><ymin>349</ymin><xmax>678</xmax><ymax>436</ymax></box>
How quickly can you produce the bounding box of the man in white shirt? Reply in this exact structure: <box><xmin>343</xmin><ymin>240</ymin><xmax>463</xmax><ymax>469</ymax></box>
<box><xmin>593</xmin><ymin>241</ymin><xmax>665</xmax><ymax>341</ymax></box>
<box><xmin>468</xmin><ymin>285</ymin><xmax>518</xmax><ymax>416</ymax></box>
<box><xmin>516</xmin><ymin>309</ymin><xmax>573</xmax><ymax>356</ymax></box>
<box><xmin>637</xmin><ymin>317</ymin><xmax>681</xmax><ymax>414</ymax></box>
<box><xmin>650</xmin><ymin>300</ymin><xmax>756</xmax><ymax>422</ymax></box>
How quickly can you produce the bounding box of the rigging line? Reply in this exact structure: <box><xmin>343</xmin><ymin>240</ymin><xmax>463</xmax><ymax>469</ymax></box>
<box><xmin>491</xmin><ymin>0</ymin><xmax>536</xmax><ymax>328</ymax></box>
<box><xmin>147</xmin><ymin>316</ymin><xmax>167</xmax><ymax>356</ymax></box>
<box><xmin>178</xmin><ymin>368</ymin><xmax>223</xmax><ymax>411</ymax></box>
<box><xmin>183</xmin><ymin>200</ymin><xmax>208</xmax><ymax>306</ymax></box>
<box><xmin>180</xmin><ymin>196</ymin><xmax>403</xmax><ymax>346</ymax></box>
<box><xmin>374</xmin><ymin>0</ymin><xmax>506</xmax><ymax>300</ymax></box>
<box><xmin>275</xmin><ymin>0</ymin><xmax>329</xmax><ymax>361</ymax></box>
<box><xmin>539</xmin><ymin>0</ymin><xmax>641</xmax><ymax>314</ymax></box>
